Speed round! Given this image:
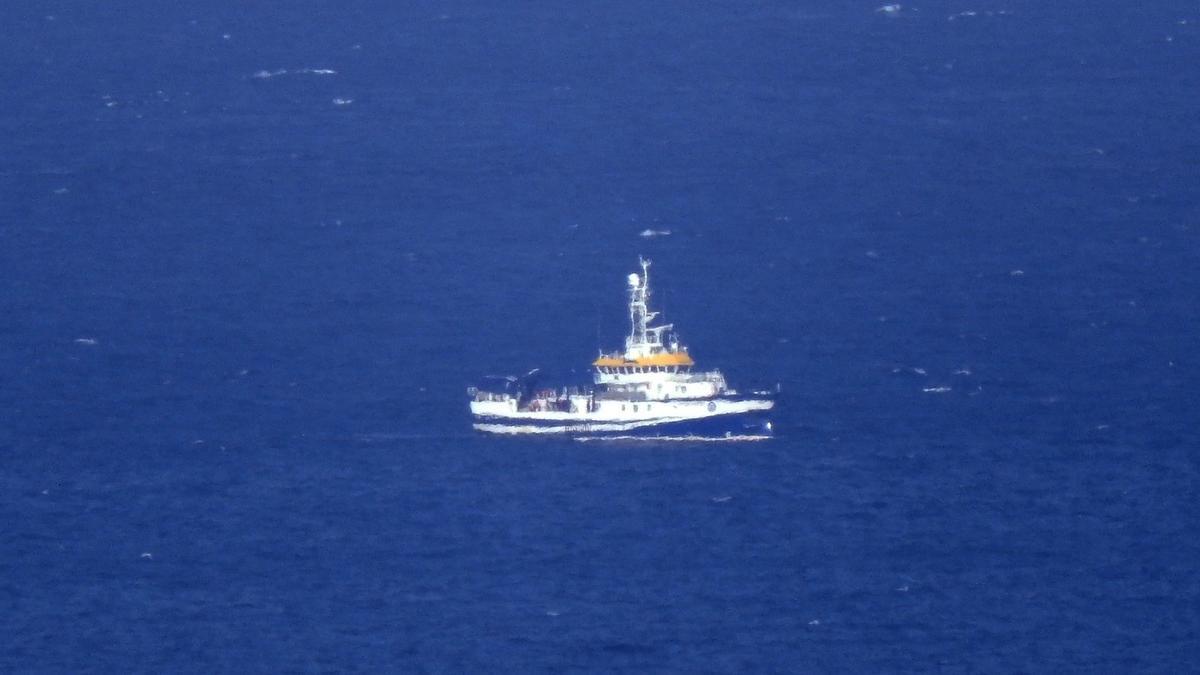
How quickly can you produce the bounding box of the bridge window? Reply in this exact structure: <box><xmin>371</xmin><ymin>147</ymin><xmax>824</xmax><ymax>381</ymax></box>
<box><xmin>633</xmin><ymin>404</ymin><xmax>638</xmax><ymax>412</ymax></box>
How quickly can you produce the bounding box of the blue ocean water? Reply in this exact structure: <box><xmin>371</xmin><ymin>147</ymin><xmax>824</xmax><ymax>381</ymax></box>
<box><xmin>2</xmin><ymin>1</ymin><xmax>1198</xmax><ymax>670</ymax></box>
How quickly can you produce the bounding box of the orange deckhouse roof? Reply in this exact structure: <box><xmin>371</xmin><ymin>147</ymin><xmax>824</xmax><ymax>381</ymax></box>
<box><xmin>593</xmin><ymin>352</ymin><xmax>695</xmax><ymax>368</ymax></box>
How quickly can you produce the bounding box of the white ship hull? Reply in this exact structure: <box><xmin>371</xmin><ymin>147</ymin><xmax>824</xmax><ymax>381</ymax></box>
<box><xmin>471</xmin><ymin>396</ymin><xmax>775</xmax><ymax>438</ymax></box>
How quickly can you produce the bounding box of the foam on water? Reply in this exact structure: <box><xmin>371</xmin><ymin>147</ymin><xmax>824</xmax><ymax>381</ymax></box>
<box><xmin>252</xmin><ymin>68</ymin><xmax>338</xmax><ymax>79</ymax></box>
<box><xmin>574</xmin><ymin>434</ymin><xmax>771</xmax><ymax>443</ymax></box>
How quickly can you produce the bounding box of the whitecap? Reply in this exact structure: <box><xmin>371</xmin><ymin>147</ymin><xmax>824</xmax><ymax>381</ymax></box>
<box><xmin>922</xmin><ymin>386</ymin><xmax>951</xmax><ymax>393</ymax></box>
<box><xmin>73</xmin><ymin>337</ymin><xmax>97</xmax><ymax>346</ymax></box>
<box><xmin>252</xmin><ymin>68</ymin><xmax>336</xmax><ymax>79</ymax></box>
<box><xmin>639</xmin><ymin>229</ymin><xmax>671</xmax><ymax>238</ymax></box>
<box><xmin>574</xmin><ymin>434</ymin><xmax>770</xmax><ymax>443</ymax></box>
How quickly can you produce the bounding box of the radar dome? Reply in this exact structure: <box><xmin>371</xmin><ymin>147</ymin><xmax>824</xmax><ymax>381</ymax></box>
<box><xmin>627</xmin><ymin>273</ymin><xmax>640</xmax><ymax>287</ymax></box>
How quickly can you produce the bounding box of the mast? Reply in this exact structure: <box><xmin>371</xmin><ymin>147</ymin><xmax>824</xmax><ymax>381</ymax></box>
<box><xmin>625</xmin><ymin>257</ymin><xmax>666</xmax><ymax>358</ymax></box>
<box><xmin>593</xmin><ymin>257</ymin><xmax>692</xmax><ymax>371</ymax></box>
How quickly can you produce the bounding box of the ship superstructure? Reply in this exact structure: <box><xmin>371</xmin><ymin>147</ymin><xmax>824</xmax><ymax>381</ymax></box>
<box><xmin>469</xmin><ymin>258</ymin><xmax>775</xmax><ymax>438</ymax></box>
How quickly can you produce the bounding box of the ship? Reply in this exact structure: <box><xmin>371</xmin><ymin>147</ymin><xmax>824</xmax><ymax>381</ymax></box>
<box><xmin>468</xmin><ymin>258</ymin><xmax>777</xmax><ymax>439</ymax></box>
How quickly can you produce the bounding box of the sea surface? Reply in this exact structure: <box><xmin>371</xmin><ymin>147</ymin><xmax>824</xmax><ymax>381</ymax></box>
<box><xmin>2</xmin><ymin>1</ymin><xmax>1198</xmax><ymax>671</ymax></box>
